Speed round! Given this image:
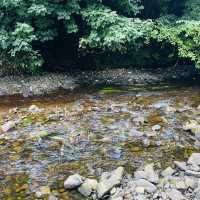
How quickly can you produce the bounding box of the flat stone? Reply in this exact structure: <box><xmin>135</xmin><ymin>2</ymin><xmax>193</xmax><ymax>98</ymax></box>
<box><xmin>64</xmin><ymin>174</ymin><xmax>83</xmax><ymax>189</ymax></box>
<box><xmin>135</xmin><ymin>187</ymin><xmax>145</xmax><ymax>194</ymax></box>
<box><xmin>78</xmin><ymin>178</ymin><xmax>97</xmax><ymax>197</ymax></box>
<box><xmin>133</xmin><ymin>179</ymin><xmax>157</xmax><ymax>193</ymax></box>
<box><xmin>134</xmin><ymin>164</ymin><xmax>159</xmax><ymax>184</ymax></box>
<box><xmin>174</xmin><ymin>161</ymin><xmax>187</xmax><ymax>171</ymax></box>
<box><xmin>166</xmin><ymin>189</ymin><xmax>185</xmax><ymax>200</ymax></box>
<box><xmin>184</xmin><ymin>176</ymin><xmax>198</xmax><ymax>189</ymax></box>
<box><xmin>188</xmin><ymin>153</ymin><xmax>200</xmax><ymax>166</ymax></box>
<box><xmin>161</xmin><ymin>167</ymin><xmax>175</xmax><ymax>177</ymax></box>
<box><xmin>97</xmin><ymin>167</ymin><xmax>124</xmax><ymax>198</ymax></box>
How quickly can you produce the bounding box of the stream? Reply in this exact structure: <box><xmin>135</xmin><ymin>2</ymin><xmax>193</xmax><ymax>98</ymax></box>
<box><xmin>0</xmin><ymin>83</ymin><xmax>200</xmax><ymax>199</ymax></box>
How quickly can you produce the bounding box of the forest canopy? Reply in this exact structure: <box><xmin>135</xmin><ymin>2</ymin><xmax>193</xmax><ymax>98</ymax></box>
<box><xmin>0</xmin><ymin>0</ymin><xmax>200</xmax><ymax>73</ymax></box>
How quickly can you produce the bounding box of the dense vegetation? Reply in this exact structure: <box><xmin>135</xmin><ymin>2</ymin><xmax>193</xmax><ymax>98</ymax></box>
<box><xmin>0</xmin><ymin>0</ymin><xmax>200</xmax><ymax>73</ymax></box>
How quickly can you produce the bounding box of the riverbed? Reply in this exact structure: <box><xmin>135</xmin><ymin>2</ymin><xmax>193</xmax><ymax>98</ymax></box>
<box><xmin>0</xmin><ymin>83</ymin><xmax>200</xmax><ymax>199</ymax></box>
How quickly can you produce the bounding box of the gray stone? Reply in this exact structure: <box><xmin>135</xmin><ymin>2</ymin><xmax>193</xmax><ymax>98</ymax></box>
<box><xmin>184</xmin><ymin>176</ymin><xmax>198</xmax><ymax>189</ymax></box>
<box><xmin>97</xmin><ymin>167</ymin><xmax>124</xmax><ymax>198</ymax></box>
<box><xmin>134</xmin><ymin>164</ymin><xmax>159</xmax><ymax>184</ymax></box>
<box><xmin>64</xmin><ymin>174</ymin><xmax>83</xmax><ymax>189</ymax></box>
<box><xmin>161</xmin><ymin>167</ymin><xmax>175</xmax><ymax>177</ymax></box>
<box><xmin>78</xmin><ymin>178</ymin><xmax>97</xmax><ymax>197</ymax></box>
<box><xmin>166</xmin><ymin>189</ymin><xmax>185</xmax><ymax>200</ymax></box>
<box><xmin>188</xmin><ymin>153</ymin><xmax>200</xmax><ymax>166</ymax></box>
<box><xmin>185</xmin><ymin>170</ymin><xmax>200</xmax><ymax>178</ymax></box>
<box><xmin>133</xmin><ymin>179</ymin><xmax>157</xmax><ymax>193</ymax></box>
<box><xmin>174</xmin><ymin>161</ymin><xmax>187</xmax><ymax>171</ymax></box>
<box><xmin>152</xmin><ymin>124</ymin><xmax>161</xmax><ymax>131</ymax></box>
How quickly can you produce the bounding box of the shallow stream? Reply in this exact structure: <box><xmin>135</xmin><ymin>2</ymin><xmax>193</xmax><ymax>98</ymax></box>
<box><xmin>0</xmin><ymin>83</ymin><xmax>200</xmax><ymax>199</ymax></box>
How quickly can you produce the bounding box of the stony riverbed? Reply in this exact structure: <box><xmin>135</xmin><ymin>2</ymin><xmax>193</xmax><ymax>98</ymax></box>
<box><xmin>1</xmin><ymin>83</ymin><xmax>200</xmax><ymax>199</ymax></box>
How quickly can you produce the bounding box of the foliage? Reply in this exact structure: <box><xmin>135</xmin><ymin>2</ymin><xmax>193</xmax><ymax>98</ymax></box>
<box><xmin>154</xmin><ymin>20</ymin><xmax>200</xmax><ymax>68</ymax></box>
<box><xmin>0</xmin><ymin>0</ymin><xmax>200</xmax><ymax>72</ymax></box>
<box><xmin>80</xmin><ymin>4</ymin><xmax>155</xmax><ymax>53</ymax></box>
<box><xmin>0</xmin><ymin>0</ymin><xmax>80</xmax><ymax>73</ymax></box>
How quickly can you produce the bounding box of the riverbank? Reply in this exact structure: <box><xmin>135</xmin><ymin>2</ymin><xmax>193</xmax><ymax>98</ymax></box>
<box><xmin>0</xmin><ymin>65</ymin><xmax>198</xmax><ymax>97</ymax></box>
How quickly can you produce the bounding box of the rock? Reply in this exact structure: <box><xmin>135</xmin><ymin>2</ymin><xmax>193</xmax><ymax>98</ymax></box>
<box><xmin>78</xmin><ymin>178</ymin><xmax>97</xmax><ymax>197</ymax></box>
<box><xmin>28</xmin><ymin>105</ymin><xmax>41</xmax><ymax>113</ymax></box>
<box><xmin>64</xmin><ymin>174</ymin><xmax>83</xmax><ymax>189</ymax></box>
<box><xmin>110</xmin><ymin>197</ymin><xmax>123</xmax><ymax>200</ymax></box>
<box><xmin>135</xmin><ymin>187</ymin><xmax>145</xmax><ymax>194</ymax></box>
<box><xmin>188</xmin><ymin>164</ymin><xmax>200</xmax><ymax>172</ymax></box>
<box><xmin>1</xmin><ymin>121</ymin><xmax>16</xmax><ymax>132</ymax></box>
<box><xmin>152</xmin><ymin>124</ymin><xmax>161</xmax><ymax>131</ymax></box>
<box><xmin>174</xmin><ymin>179</ymin><xmax>187</xmax><ymax>190</ymax></box>
<box><xmin>174</xmin><ymin>161</ymin><xmax>187</xmax><ymax>171</ymax></box>
<box><xmin>166</xmin><ymin>106</ymin><xmax>176</xmax><ymax>113</ymax></box>
<box><xmin>35</xmin><ymin>186</ymin><xmax>51</xmax><ymax>198</ymax></box>
<box><xmin>48</xmin><ymin>194</ymin><xmax>58</xmax><ymax>200</ymax></box>
<box><xmin>161</xmin><ymin>167</ymin><xmax>175</xmax><ymax>177</ymax></box>
<box><xmin>134</xmin><ymin>164</ymin><xmax>159</xmax><ymax>184</ymax></box>
<box><xmin>188</xmin><ymin>153</ymin><xmax>200</xmax><ymax>166</ymax></box>
<box><xmin>97</xmin><ymin>167</ymin><xmax>124</xmax><ymax>198</ymax></box>
<box><xmin>133</xmin><ymin>179</ymin><xmax>157</xmax><ymax>193</ymax></box>
<box><xmin>185</xmin><ymin>170</ymin><xmax>200</xmax><ymax>178</ymax></box>
<box><xmin>183</xmin><ymin>120</ymin><xmax>198</xmax><ymax>131</ymax></box>
<box><xmin>184</xmin><ymin>176</ymin><xmax>198</xmax><ymax>189</ymax></box>
<box><xmin>166</xmin><ymin>189</ymin><xmax>185</xmax><ymax>200</ymax></box>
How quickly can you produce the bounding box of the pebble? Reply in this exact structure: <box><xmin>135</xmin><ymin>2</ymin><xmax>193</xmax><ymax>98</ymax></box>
<box><xmin>64</xmin><ymin>174</ymin><xmax>83</xmax><ymax>189</ymax></box>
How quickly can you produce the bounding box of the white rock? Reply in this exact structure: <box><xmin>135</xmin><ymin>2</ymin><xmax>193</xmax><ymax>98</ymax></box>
<box><xmin>174</xmin><ymin>161</ymin><xmax>187</xmax><ymax>171</ymax></box>
<box><xmin>133</xmin><ymin>179</ymin><xmax>157</xmax><ymax>193</ymax></box>
<box><xmin>28</xmin><ymin>105</ymin><xmax>41</xmax><ymax>113</ymax></box>
<box><xmin>188</xmin><ymin>153</ymin><xmax>200</xmax><ymax>166</ymax></box>
<box><xmin>134</xmin><ymin>164</ymin><xmax>159</xmax><ymax>184</ymax></box>
<box><xmin>161</xmin><ymin>167</ymin><xmax>175</xmax><ymax>177</ymax></box>
<box><xmin>135</xmin><ymin>187</ymin><xmax>145</xmax><ymax>194</ymax></box>
<box><xmin>184</xmin><ymin>176</ymin><xmax>198</xmax><ymax>189</ymax></box>
<box><xmin>78</xmin><ymin>178</ymin><xmax>97</xmax><ymax>197</ymax></box>
<box><xmin>97</xmin><ymin>167</ymin><xmax>124</xmax><ymax>198</ymax></box>
<box><xmin>1</xmin><ymin>121</ymin><xmax>16</xmax><ymax>132</ymax></box>
<box><xmin>152</xmin><ymin>124</ymin><xmax>161</xmax><ymax>131</ymax></box>
<box><xmin>166</xmin><ymin>189</ymin><xmax>185</xmax><ymax>200</ymax></box>
<box><xmin>64</xmin><ymin>174</ymin><xmax>83</xmax><ymax>189</ymax></box>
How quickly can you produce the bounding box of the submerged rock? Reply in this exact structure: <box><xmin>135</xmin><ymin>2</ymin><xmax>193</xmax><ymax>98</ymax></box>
<box><xmin>35</xmin><ymin>186</ymin><xmax>51</xmax><ymax>198</ymax></box>
<box><xmin>64</xmin><ymin>174</ymin><xmax>84</xmax><ymax>189</ymax></box>
<box><xmin>97</xmin><ymin>167</ymin><xmax>124</xmax><ymax>198</ymax></box>
<box><xmin>28</xmin><ymin>104</ymin><xmax>41</xmax><ymax>113</ymax></box>
<box><xmin>1</xmin><ymin>121</ymin><xmax>16</xmax><ymax>132</ymax></box>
